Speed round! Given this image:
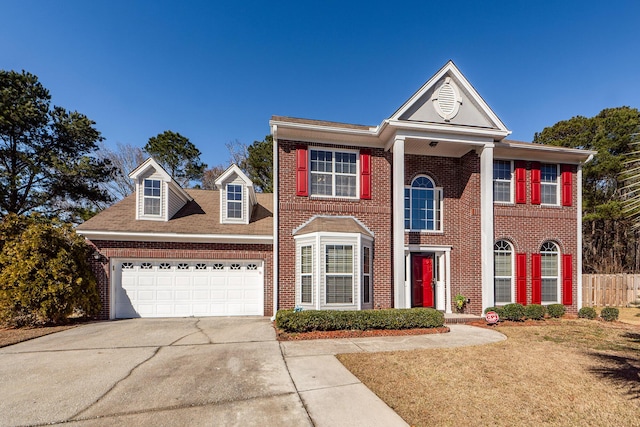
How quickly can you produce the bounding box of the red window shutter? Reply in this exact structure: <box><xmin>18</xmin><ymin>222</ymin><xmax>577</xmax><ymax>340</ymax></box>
<box><xmin>516</xmin><ymin>253</ymin><xmax>527</xmax><ymax>305</ymax></box>
<box><xmin>531</xmin><ymin>254</ymin><xmax>542</xmax><ymax>304</ymax></box>
<box><xmin>530</xmin><ymin>162</ymin><xmax>541</xmax><ymax>205</ymax></box>
<box><xmin>515</xmin><ymin>161</ymin><xmax>526</xmax><ymax>204</ymax></box>
<box><xmin>296</xmin><ymin>145</ymin><xmax>308</xmax><ymax>197</ymax></box>
<box><xmin>562</xmin><ymin>254</ymin><xmax>573</xmax><ymax>305</ymax></box>
<box><xmin>360</xmin><ymin>149</ymin><xmax>372</xmax><ymax>200</ymax></box>
<box><xmin>561</xmin><ymin>164</ymin><xmax>572</xmax><ymax>206</ymax></box>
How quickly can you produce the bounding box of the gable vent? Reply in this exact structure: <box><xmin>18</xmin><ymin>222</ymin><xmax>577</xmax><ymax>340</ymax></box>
<box><xmin>432</xmin><ymin>77</ymin><xmax>462</xmax><ymax>121</ymax></box>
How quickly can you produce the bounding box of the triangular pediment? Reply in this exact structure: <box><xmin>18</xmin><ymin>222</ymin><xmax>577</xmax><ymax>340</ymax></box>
<box><xmin>390</xmin><ymin>61</ymin><xmax>509</xmax><ymax>134</ymax></box>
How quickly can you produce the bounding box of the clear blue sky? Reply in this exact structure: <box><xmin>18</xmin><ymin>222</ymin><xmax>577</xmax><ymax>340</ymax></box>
<box><xmin>2</xmin><ymin>1</ymin><xmax>639</xmax><ymax>169</ymax></box>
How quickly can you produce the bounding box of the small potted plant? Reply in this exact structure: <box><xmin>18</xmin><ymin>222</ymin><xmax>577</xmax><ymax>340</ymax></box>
<box><xmin>454</xmin><ymin>293</ymin><xmax>467</xmax><ymax>313</ymax></box>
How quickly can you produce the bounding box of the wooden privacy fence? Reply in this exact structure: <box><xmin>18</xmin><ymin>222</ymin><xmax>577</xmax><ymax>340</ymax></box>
<box><xmin>582</xmin><ymin>274</ymin><xmax>640</xmax><ymax>307</ymax></box>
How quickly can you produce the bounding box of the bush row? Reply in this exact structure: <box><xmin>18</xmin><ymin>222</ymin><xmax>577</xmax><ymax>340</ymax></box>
<box><xmin>485</xmin><ymin>304</ymin><xmax>620</xmax><ymax>322</ymax></box>
<box><xmin>275</xmin><ymin>308</ymin><xmax>445</xmax><ymax>333</ymax></box>
<box><xmin>484</xmin><ymin>303</ymin><xmax>566</xmax><ymax>321</ymax></box>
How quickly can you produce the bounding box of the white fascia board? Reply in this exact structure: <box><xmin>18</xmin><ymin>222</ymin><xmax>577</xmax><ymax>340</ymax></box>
<box><xmin>269</xmin><ymin>118</ymin><xmax>379</xmax><ymax>136</ymax></box>
<box><xmin>494</xmin><ymin>141</ymin><xmax>597</xmax><ymax>163</ymax></box>
<box><xmin>77</xmin><ymin>230</ymin><xmax>273</xmax><ymax>244</ymax></box>
<box><xmin>387</xmin><ymin>120</ymin><xmax>511</xmax><ymax>139</ymax></box>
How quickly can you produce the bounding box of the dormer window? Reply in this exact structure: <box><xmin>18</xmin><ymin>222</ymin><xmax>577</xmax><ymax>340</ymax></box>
<box><xmin>227</xmin><ymin>184</ymin><xmax>243</xmax><ymax>219</ymax></box>
<box><xmin>216</xmin><ymin>164</ymin><xmax>256</xmax><ymax>225</ymax></box>
<box><xmin>143</xmin><ymin>179</ymin><xmax>161</xmax><ymax>215</ymax></box>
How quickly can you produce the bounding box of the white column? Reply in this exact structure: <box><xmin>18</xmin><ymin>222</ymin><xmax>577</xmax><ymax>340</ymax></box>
<box><xmin>392</xmin><ymin>137</ymin><xmax>406</xmax><ymax>308</ymax></box>
<box><xmin>479</xmin><ymin>144</ymin><xmax>495</xmax><ymax>313</ymax></box>
<box><xmin>445</xmin><ymin>249</ymin><xmax>452</xmax><ymax>313</ymax></box>
<box><xmin>576</xmin><ymin>164</ymin><xmax>583</xmax><ymax>309</ymax></box>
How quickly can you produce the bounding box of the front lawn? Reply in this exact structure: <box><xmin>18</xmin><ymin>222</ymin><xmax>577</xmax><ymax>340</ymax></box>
<box><xmin>338</xmin><ymin>320</ymin><xmax>640</xmax><ymax>427</ymax></box>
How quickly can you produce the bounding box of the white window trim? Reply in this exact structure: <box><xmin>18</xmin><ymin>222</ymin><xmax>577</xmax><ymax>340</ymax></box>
<box><xmin>541</xmin><ymin>164</ymin><xmax>560</xmax><ymax>206</ymax></box>
<box><xmin>141</xmin><ymin>178</ymin><xmax>163</xmax><ymax>219</ymax></box>
<box><xmin>494</xmin><ymin>240</ymin><xmax>514</xmax><ymax>305</ymax></box>
<box><xmin>493</xmin><ymin>159</ymin><xmax>514</xmax><ymax>204</ymax></box>
<box><xmin>294</xmin><ymin>232</ymin><xmax>368</xmax><ymax>310</ymax></box>
<box><xmin>404</xmin><ymin>175</ymin><xmax>443</xmax><ymax>232</ymax></box>
<box><xmin>300</xmin><ymin>245</ymin><xmax>313</xmax><ymax>304</ymax></box>
<box><xmin>309</xmin><ymin>147</ymin><xmax>360</xmax><ymax>199</ymax></box>
<box><xmin>226</xmin><ymin>183</ymin><xmax>244</xmax><ymax>220</ymax></box>
<box><xmin>362</xmin><ymin>245</ymin><xmax>372</xmax><ymax>308</ymax></box>
<box><xmin>541</xmin><ymin>242</ymin><xmax>561</xmax><ymax>304</ymax></box>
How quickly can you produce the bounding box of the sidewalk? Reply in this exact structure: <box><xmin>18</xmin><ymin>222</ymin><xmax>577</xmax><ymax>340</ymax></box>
<box><xmin>280</xmin><ymin>324</ymin><xmax>506</xmax><ymax>427</ymax></box>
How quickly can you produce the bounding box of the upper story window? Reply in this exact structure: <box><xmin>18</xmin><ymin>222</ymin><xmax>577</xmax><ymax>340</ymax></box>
<box><xmin>310</xmin><ymin>149</ymin><xmax>357</xmax><ymax>198</ymax></box>
<box><xmin>143</xmin><ymin>179</ymin><xmax>161</xmax><ymax>215</ymax></box>
<box><xmin>541</xmin><ymin>164</ymin><xmax>559</xmax><ymax>205</ymax></box>
<box><xmin>493</xmin><ymin>160</ymin><xmax>512</xmax><ymax>203</ymax></box>
<box><xmin>404</xmin><ymin>176</ymin><xmax>442</xmax><ymax>231</ymax></box>
<box><xmin>227</xmin><ymin>184</ymin><xmax>243</xmax><ymax>219</ymax></box>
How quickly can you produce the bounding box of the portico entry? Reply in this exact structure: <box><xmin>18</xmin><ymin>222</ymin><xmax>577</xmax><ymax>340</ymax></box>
<box><xmin>406</xmin><ymin>246</ymin><xmax>451</xmax><ymax>312</ymax></box>
<box><xmin>411</xmin><ymin>253</ymin><xmax>435</xmax><ymax>307</ymax></box>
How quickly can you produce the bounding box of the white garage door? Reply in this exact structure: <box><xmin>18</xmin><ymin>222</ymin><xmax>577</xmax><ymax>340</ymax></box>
<box><xmin>113</xmin><ymin>259</ymin><xmax>264</xmax><ymax>318</ymax></box>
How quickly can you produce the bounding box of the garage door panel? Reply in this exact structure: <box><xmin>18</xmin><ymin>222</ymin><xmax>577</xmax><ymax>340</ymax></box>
<box><xmin>115</xmin><ymin>260</ymin><xmax>263</xmax><ymax>318</ymax></box>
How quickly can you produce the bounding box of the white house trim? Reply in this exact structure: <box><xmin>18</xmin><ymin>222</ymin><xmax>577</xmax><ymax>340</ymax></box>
<box><xmin>77</xmin><ymin>230</ymin><xmax>273</xmax><ymax>244</ymax></box>
<box><xmin>392</xmin><ymin>136</ymin><xmax>406</xmax><ymax>308</ymax></box>
<box><xmin>479</xmin><ymin>144</ymin><xmax>495</xmax><ymax>314</ymax></box>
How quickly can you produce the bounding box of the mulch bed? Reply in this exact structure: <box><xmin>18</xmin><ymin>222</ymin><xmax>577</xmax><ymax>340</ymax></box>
<box><xmin>276</xmin><ymin>326</ymin><xmax>450</xmax><ymax>341</ymax></box>
<box><xmin>0</xmin><ymin>325</ymin><xmax>77</xmax><ymax>348</ymax></box>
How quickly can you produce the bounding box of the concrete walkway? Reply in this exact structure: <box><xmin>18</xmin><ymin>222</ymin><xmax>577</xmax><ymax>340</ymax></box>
<box><xmin>0</xmin><ymin>320</ymin><xmax>505</xmax><ymax>427</ymax></box>
<box><xmin>281</xmin><ymin>324</ymin><xmax>506</xmax><ymax>427</ymax></box>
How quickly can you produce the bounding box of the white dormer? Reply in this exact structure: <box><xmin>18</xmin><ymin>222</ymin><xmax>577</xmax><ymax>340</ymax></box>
<box><xmin>129</xmin><ymin>158</ymin><xmax>193</xmax><ymax>221</ymax></box>
<box><xmin>215</xmin><ymin>164</ymin><xmax>256</xmax><ymax>225</ymax></box>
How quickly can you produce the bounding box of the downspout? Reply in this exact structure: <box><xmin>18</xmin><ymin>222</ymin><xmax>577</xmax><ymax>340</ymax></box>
<box><xmin>271</xmin><ymin>124</ymin><xmax>279</xmax><ymax>321</ymax></box>
<box><xmin>577</xmin><ymin>153</ymin><xmax>594</xmax><ymax>310</ymax></box>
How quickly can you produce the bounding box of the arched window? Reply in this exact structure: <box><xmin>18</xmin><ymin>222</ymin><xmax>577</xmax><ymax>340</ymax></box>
<box><xmin>404</xmin><ymin>176</ymin><xmax>442</xmax><ymax>231</ymax></box>
<box><xmin>494</xmin><ymin>240</ymin><xmax>513</xmax><ymax>304</ymax></box>
<box><xmin>541</xmin><ymin>241</ymin><xmax>560</xmax><ymax>303</ymax></box>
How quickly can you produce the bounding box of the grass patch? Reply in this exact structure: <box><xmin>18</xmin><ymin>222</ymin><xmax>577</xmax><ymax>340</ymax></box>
<box><xmin>338</xmin><ymin>320</ymin><xmax>640</xmax><ymax>427</ymax></box>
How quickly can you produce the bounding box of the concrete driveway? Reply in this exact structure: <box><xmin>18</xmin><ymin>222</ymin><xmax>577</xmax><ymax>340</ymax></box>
<box><xmin>0</xmin><ymin>317</ymin><xmax>311</xmax><ymax>427</ymax></box>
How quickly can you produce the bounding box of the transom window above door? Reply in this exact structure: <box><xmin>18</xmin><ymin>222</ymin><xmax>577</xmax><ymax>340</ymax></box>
<box><xmin>310</xmin><ymin>149</ymin><xmax>358</xmax><ymax>197</ymax></box>
<box><xmin>404</xmin><ymin>176</ymin><xmax>442</xmax><ymax>231</ymax></box>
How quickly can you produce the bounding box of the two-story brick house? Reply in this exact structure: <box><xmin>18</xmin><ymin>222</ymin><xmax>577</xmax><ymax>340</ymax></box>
<box><xmin>79</xmin><ymin>61</ymin><xmax>593</xmax><ymax>319</ymax></box>
<box><xmin>270</xmin><ymin>61</ymin><xmax>594</xmax><ymax>316</ymax></box>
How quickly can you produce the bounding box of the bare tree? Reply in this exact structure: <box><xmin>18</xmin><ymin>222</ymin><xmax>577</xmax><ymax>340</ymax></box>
<box><xmin>200</xmin><ymin>164</ymin><xmax>226</xmax><ymax>190</ymax></box>
<box><xmin>96</xmin><ymin>142</ymin><xmax>146</xmax><ymax>200</ymax></box>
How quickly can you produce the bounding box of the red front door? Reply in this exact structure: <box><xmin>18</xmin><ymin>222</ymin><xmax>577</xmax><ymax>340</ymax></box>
<box><xmin>412</xmin><ymin>255</ymin><xmax>434</xmax><ymax>307</ymax></box>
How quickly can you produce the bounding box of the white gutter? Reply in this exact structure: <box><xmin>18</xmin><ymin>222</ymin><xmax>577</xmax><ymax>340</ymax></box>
<box><xmin>76</xmin><ymin>230</ymin><xmax>273</xmax><ymax>245</ymax></box>
<box><xmin>271</xmin><ymin>124</ymin><xmax>279</xmax><ymax>320</ymax></box>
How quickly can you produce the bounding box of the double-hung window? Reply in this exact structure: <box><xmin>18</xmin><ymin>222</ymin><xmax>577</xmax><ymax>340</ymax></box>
<box><xmin>227</xmin><ymin>184</ymin><xmax>243</xmax><ymax>219</ymax></box>
<box><xmin>300</xmin><ymin>246</ymin><xmax>313</xmax><ymax>304</ymax></box>
<box><xmin>325</xmin><ymin>245</ymin><xmax>353</xmax><ymax>304</ymax></box>
<box><xmin>493</xmin><ymin>160</ymin><xmax>512</xmax><ymax>203</ymax></box>
<box><xmin>494</xmin><ymin>240</ymin><xmax>513</xmax><ymax>304</ymax></box>
<box><xmin>404</xmin><ymin>176</ymin><xmax>442</xmax><ymax>231</ymax></box>
<box><xmin>541</xmin><ymin>164</ymin><xmax>559</xmax><ymax>205</ymax></box>
<box><xmin>310</xmin><ymin>149</ymin><xmax>357</xmax><ymax>197</ymax></box>
<box><xmin>541</xmin><ymin>241</ymin><xmax>560</xmax><ymax>303</ymax></box>
<box><xmin>143</xmin><ymin>179</ymin><xmax>161</xmax><ymax>215</ymax></box>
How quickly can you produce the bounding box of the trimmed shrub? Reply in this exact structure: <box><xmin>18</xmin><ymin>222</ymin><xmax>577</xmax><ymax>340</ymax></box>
<box><xmin>600</xmin><ymin>307</ymin><xmax>619</xmax><ymax>322</ymax></box>
<box><xmin>0</xmin><ymin>214</ymin><xmax>100</xmax><ymax>326</ymax></box>
<box><xmin>484</xmin><ymin>306</ymin><xmax>505</xmax><ymax>319</ymax></box>
<box><xmin>275</xmin><ymin>308</ymin><xmax>445</xmax><ymax>333</ymax></box>
<box><xmin>501</xmin><ymin>303</ymin><xmax>525</xmax><ymax>321</ymax></box>
<box><xmin>524</xmin><ymin>304</ymin><xmax>546</xmax><ymax>320</ymax></box>
<box><xmin>546</xmin><ymin>304</ymin><xmax>566</xmax><ymax>318</ymax></box>
<box><xmin>578</xmin><ymin>306</ymin><xmax>597</xmax><ymax>320</ymax></box>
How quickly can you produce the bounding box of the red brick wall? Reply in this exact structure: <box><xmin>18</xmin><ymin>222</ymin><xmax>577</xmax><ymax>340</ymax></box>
<box><xmin>494</xmin><ymin>162</ymin><xmax>579</xmax><ymax>313</ymax></box>
<box><xmin>88</xmin><ymin>240</ymin><xmax>273</xmax><ymax>319</ymax></box>
<box><xmin>404</xmin><ymin>150</ymin><xmax>483</xmax><ymax>314</ymax></box>
<box><xmin>277</xmin><ymin>140</ymin><xmax>393</xmax><ymax>310</ymax></box>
